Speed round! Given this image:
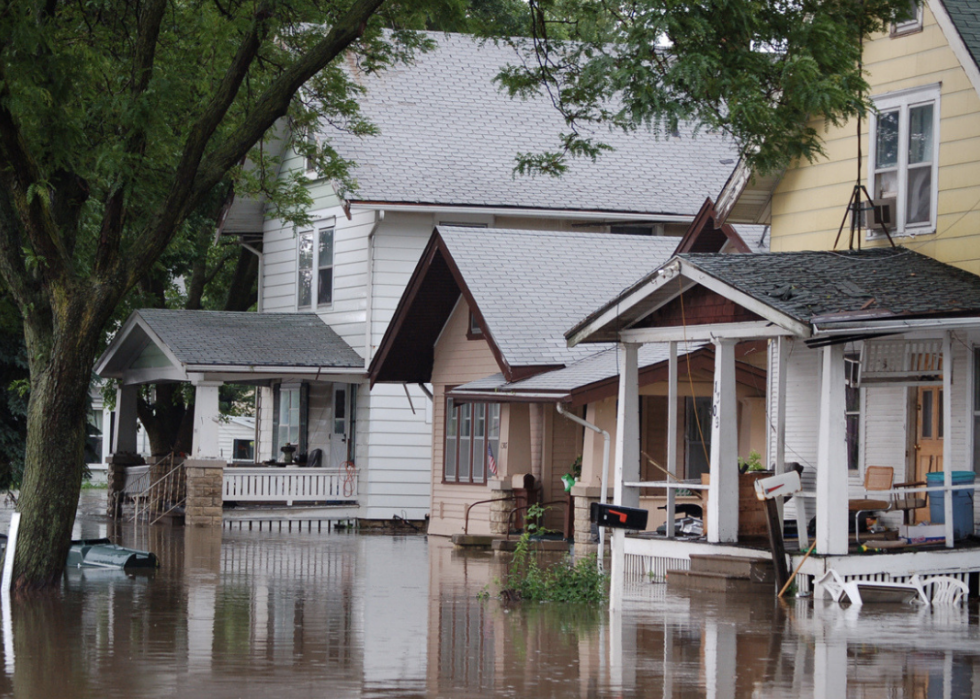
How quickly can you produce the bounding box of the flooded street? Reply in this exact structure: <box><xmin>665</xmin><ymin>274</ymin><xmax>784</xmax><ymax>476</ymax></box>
<box><xmin>0</xmin><ymin>491</ymin><xmax>978</xmax><ymax>697</ymax></box>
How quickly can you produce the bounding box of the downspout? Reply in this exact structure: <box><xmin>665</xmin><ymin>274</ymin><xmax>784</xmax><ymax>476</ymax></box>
<box><xmin>240</xmin><ymin>241</ymin><xmax>264</xmax><ymax>313</ymax></box>
<box><xmin>556</xmin><ymin>402</ymin><xmax>611</xmax><ymax>572</ymax></box>
<box><xmin>364</xmin><ymin>210</ymin><xmax>385</xmax><ymax>370</ymax></box>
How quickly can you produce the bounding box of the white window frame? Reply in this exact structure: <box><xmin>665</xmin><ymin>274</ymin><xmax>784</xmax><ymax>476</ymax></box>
<box><xmin>296</xmin><ymin>219</ymin><xmax>336</xmax><ymax>310</ymax></box>
<box><xmin>867</xmin><ymin>84</ymin><xmax>941</xmax><ymax>239</ymax></box>
<box><xmin>891</xmin><ymin>1</ymin><xmax>923</xmax><ymax>37</ymax></box>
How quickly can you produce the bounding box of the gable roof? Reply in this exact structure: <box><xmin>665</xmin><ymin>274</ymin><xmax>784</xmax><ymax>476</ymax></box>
<box><xmin>941</xmin><ymin>0</ymin><xmax>980</xmax><ymax>69</ymax></box>
<box><xmin>370</xmin><ymin>227</ymin><xmax>681</xmax><ymax>384</ymax></box>
<box><xmin>328</xmin><ymin>32</ymin><xmax>739</xmax><ymax>215</ymax></box>
<box><xmin>568</xmin><ymin>247</ymin><xmax>980</xmax><ymax>346</ymax></box>
<box><xmin>97</xmin><ymin>310</ymin><xmax>364</xmax><ymax>382</ymax></box>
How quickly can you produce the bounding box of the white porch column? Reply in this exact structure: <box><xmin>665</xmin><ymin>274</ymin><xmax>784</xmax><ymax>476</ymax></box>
<box><xmin>816</xmin><ymin>344</ymin><xmax>848</xmax><ymax>555</ymax></box>
<box><xmin>113</xmin><ymin>384</ymin><xmax>139</xmax><ymax>454</ymax></box>
<box><xmin>610</xmin><ymin>342</ymin><xmax>640</xmax><ymax>613</ymax></box>
<box><xmin>772</xmin><ymin>336</ymin><xmax>788</xmax><ymax>475</ymax></box>
<box><xmin>666</xmin><ymin>341</ymin><xmax>678</xmax><ymax>539</ymax></box>
<box><xmin>943</xmin><ymin>331</ymin><xmax>954</xmax><ymax>548</ymax></box>
<box><xmin>708</xmin><ymin>338</ymin><xmax>738</xmax><ymax>543</ymax></box>
<box><xmin>192</xmin><ymin>381</ymin><xmax>223</xmax><ymax>459</ymax></box>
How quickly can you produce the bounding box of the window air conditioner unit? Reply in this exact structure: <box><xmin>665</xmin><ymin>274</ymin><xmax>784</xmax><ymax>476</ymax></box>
<box><xmin>862</xmin><ymin>197</ymin><xmax>896</xmax><ymax>232</ymax></box>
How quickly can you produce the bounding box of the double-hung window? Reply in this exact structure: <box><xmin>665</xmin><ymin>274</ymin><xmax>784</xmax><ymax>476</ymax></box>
<box><xmin>445</xmin><ymin>398</ymin><xmax>500</xmax><ymax>484</ymax></box>
<box><xmin>296</xmin><ymin>221</ymin><xmax>335</xmax><ymax>309</ymax></box>
<box><xmin>868</xmin><ymin>85</ymin><xmax>940</xmax><ymax>237</ymax></box>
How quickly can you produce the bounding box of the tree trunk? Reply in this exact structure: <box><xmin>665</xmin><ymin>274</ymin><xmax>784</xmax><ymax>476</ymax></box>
<box><xmin>14</xmin><ymin>302</ymin><xmax>101</xmax><ymax>592</ymax></box>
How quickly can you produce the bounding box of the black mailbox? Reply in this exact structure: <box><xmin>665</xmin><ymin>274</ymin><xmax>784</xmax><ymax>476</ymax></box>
<box><xmin>590</xmin><ymin>502</ymin><xmax>648</xmax><ymax>530</ymax></box>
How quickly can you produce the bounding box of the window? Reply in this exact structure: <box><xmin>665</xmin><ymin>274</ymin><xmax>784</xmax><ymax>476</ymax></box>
<box><xmin>233</xmin><ymin>439</ymin><xmax>255</xmax><ymax>461</ymax></box>
<box><xmin>845</xmin><ymin>353</ymin><xmax>861</xmax><ymax>471</ymax></box>
<box><xmin>85</xmin><ymin>409</ymin><xmax>103</xmax><ymax>464</ymax></box>
<box><xmin>467</xmin><ymin>311</ymin><xmax>483</xmax><ymax>340</ymax></box>
<box><xmin>297</xmin><ymin>222</ymin><xmax>335</xmax><ymax>309</ymax></box>
<box><xmin>868</xmin><ymin>85</ymin><xmax>940</xmax><ymax>237</ymax></box>
<box><xmin>278</xmin><ymin>386</ymin><xmax>301</xmax><ymax>448</ymax></box>
<box><xmin>445</xmin><ymin>398</ymin><xmax>500</xmax><ymax>484</ymax></box>
<box><xmin>974</xmin><ymin>350</ymin><xmax>980</xmax><ymax>471</ymax></box>
<box><xmin>891</xmin><ymin>1</ymin><xmax>922</xmax><ymax>36</ymax></box>
<box><xmin>297</xmin><ymin>232</ymin><xmax>314</xmax><ymax>309</ymax></box>
<box><xmin>317</xmin><ymin>226</ymin><xmax>334</xmax><ymax>306</ymax></box>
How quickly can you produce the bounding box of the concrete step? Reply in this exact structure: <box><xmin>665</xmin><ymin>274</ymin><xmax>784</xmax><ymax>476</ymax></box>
<box><xmin>451</xmin><ymin>534</ymin><xmax>496</xmax><ymax>548</ymax></box>
<box><xmin>688</xmin><ymin>554</ymin><xmax>774</xmax><ymax>583</ymax></box>
<box><xmin>667</xmin><ymin>569</ymin><xmax>773</xmax><ymax>594</ymax></box>
<box><xmin>492</xmin><ymin>538</ymin><xmax>571</xmax><ymax>553</ymax></box>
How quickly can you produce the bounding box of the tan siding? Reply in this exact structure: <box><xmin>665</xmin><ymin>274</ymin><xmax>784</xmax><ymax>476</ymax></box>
<box><xmin>429</xmin><ymin>300</ymin><xmax>503</xmax><ymax>537</ymax></box>
<box><xmin>769</xmin><ymin>2</ymin><xmax>980</xmax><ymax>271</ymax></box>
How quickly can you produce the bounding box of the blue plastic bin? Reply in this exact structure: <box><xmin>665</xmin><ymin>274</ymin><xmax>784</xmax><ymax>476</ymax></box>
<box><xmin>927</xmin><ymin>471</ymin><xmax>975</xmax><ymax>539</ymax></box>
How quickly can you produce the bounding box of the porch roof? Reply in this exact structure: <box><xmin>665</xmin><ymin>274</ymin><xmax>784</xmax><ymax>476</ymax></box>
<box><xmin>568</xmin><ymin>247</ymin><xmax>980</xmax><ymax>346</ymax></box>
<box><xmin>448</xmin><ymin>342</ymin><xmax>766</xmax><ymax>406</ymax></box>
<box><xmin>96</xmin><ymin>310</ymin><xmax>365</xmax><ymax>384</ymax></box>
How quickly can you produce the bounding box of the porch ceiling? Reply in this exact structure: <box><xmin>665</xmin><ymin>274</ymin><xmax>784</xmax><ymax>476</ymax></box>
<box><xmin>95</xmin><ymin>310</ymin><xmax>365</xmax><ymax>385</ymax></box>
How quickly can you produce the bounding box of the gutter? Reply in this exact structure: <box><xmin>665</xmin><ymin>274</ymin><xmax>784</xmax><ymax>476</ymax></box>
<box><xmin>556</xmin><ymin>402</ymin><xmax>610</xmax><ymax>573</ymax></box>
<box><xmin>349</xmin><ymin>202</ymin><xmax>694</xmax><ymax>224</ymax></box>
<box><xmin>364</xmin><ymin>210</ymin><xmax>385</xmax><ymax>370</ymax></box>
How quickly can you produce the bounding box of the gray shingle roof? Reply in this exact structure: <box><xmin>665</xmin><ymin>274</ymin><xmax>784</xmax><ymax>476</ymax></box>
<box><xmin>440</xmin><ymin>226</ymin><xmax>679</xmax><ymax>367</ymax></box>
<box><xmin>679</xmin><ymin>247</ymin><xmax>980</xmax><ymax>323</ymax></box>
<box><xmin>453</xmin><ymin>343</ymin><xmax>701</xmax><ymax>395</ymax></box>
<box><xmin>328</xmin><ymin>32</ymin><xmax>739</xmax><ymax>214</ymax></box>
<box><xmin>942</xmin><ymin>0</ymin><xmax>980</xmax><ymax>69</ymax></box>
<box><xmin>137</xmin><ymin>310</ymin><xmax>363</xmax><ymax>368</ymax></box>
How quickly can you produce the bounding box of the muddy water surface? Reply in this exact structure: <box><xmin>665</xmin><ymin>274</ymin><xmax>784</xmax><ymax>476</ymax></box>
<box><xmin>0</xmin><ymin>491</ymin><xmax>977</xmax><ymax>698</ymax></box>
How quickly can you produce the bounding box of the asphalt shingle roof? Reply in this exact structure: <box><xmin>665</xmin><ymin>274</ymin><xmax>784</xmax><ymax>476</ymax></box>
<box><xmin>137</xmin><ymin>310</ymin><xmax>364</xmax><ymax>368</ymax></box>
<box><xmin>679</xmin><ymin>247</ymin><xmax>980</xmax><ymax>323</ymax></box>
<box><xmin>942</xmin><ymin>0</ymin><xmax>980</xmax><ymax>69</ymax></box>
<box><xmin>439</xmin><ymin>226</ymin><xmax>680</xmax><ymax>367</ymax></box>
<box><xmin>328</xmin><ymin>32</ymin><xmax>740</xmax><ymax>214</ymax></box>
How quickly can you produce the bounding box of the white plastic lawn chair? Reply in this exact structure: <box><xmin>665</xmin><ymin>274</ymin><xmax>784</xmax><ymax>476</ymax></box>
<box><xmin>913</xmin><ymin>575</ymin><xmax>969</xmax><ymax>606</ymax></box>
<box><xmin>815</xmin><ymin>570</ymin><xmax>847</xmax><ymax>603</ymax></box>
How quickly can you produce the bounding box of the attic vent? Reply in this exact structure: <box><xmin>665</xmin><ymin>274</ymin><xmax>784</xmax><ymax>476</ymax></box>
<box><xmin>861</xmin><ymin>338</ymin><xmax>942</xmax><ymax>385</ymax></box>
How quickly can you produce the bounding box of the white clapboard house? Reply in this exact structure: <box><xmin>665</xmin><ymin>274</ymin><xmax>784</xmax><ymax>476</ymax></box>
<box><xmin>96</xmin><ymin>32</ymin><xmax>746</xmax><ymax>525</ymax></box>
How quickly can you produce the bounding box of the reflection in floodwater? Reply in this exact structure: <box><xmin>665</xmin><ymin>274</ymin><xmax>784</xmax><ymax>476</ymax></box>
<box><xmin>0</xmin><ymin>492</ymin><xmax>978</xmax><ymax>697</ymax></box>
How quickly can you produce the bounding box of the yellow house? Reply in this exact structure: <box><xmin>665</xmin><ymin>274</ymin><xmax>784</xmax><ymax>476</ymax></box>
<box><xmin>720</xmin><ymin>0</ymin><xmax>980</xmax><ymax>272</ymax></box>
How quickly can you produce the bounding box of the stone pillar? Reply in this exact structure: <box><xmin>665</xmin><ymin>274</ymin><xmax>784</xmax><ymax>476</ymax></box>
<box><xmin>184</xmin><ymin>458</ymin><xmax>225</xmax><ymax>526</ymax></box>
<box><xmin>571</xmin><ymin>483</ymin><xmax>602</xmax><ymax>559</ymax></box>
<box><xmin>106</xmin><ymin>452</ymin><xmax>144</xmax><ymax>518</ymax></box>
<box><xmin>487</xmin><ymin>479</ymin><xmax>514</xmax><ymax>535</ymax></box>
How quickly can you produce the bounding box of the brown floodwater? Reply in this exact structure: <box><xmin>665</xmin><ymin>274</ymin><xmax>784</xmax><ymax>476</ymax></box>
<box><xmin>0</xmin><ymin>490</ymin><xmax>978</xmax><ymax>698</ymax></box>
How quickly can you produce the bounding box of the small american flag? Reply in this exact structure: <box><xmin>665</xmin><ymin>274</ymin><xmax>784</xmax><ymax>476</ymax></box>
<box><xmin>487</xmin><ymin>443</ymin><xmax>498</xmax><ymax>476</ymax></box>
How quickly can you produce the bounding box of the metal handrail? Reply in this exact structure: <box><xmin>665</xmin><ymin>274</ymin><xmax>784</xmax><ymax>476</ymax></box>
<box><xmin>504</xmin><ymin>499</ymin><xmax>570</xmax><ymax>541</ymax></box>
<box><xmin>132</xmin><ymin>454</ymin><xmax>186</xmax><ymax>525</ymax></box>
<box><xmin>464</xmin><ymin>495</ymin><xmax>517</xmax><ymax>535</ymax></box>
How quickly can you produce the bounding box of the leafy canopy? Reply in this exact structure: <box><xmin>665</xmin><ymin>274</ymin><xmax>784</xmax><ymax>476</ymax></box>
<box><xmin>495</xmin><ymin>0</ymin><xmax>918</xmax><ymax>176</ymax></box>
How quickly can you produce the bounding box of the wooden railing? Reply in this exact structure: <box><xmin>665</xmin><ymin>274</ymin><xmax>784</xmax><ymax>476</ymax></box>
<box><xmin>223</xmin><ymin>467</ymin><xmax>357</xmax><ymax>506</ymax></box>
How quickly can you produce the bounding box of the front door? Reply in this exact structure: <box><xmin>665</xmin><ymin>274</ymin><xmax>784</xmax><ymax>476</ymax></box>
<box><xmin>330</xmin><ymin>384</ymin><xmax>350</xmax><ymax>469</ymax></box>
<box><xmin>913</xmin><ymin>386</ymin><xmax>944</xmax><ymax>522</ymax></box>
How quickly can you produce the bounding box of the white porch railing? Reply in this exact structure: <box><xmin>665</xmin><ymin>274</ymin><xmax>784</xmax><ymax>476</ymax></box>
<box><xmin>223</xmin><ymin>467</ymin><xmax>357</xmax><ymax>506</ymax></box>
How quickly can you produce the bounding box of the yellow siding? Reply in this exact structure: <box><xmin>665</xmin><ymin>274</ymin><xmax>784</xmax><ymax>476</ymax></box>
<box><xmin>770</xmin><ymin>2</ymin><xmax>980</xmax><ymax>272</ymax></box>
<box><xmin>429</xmin><ymin>300</ymin><xmax>502</xmax><ymax>537</ymax></box>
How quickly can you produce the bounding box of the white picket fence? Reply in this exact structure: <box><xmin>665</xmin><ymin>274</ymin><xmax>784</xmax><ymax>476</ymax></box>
<box><xmin>223</xmin><ymin>467</ymin><xmax>357</xmax><ymax>506</ymax></box>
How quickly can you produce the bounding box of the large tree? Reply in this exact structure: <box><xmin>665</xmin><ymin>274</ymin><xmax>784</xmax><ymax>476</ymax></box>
<box><xmin>497</xmin><ymin>0</ymin><xmax>917</xmax><ymax>176</ymax></box>
<box><xmin>0</xmin><ymin>0</ymin><xmax>449</xmax><ymax>591</ymax></box>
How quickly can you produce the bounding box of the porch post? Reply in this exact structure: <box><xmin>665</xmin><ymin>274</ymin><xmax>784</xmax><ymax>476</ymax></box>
<box><xmin>610</xmin><ymin>342</ymin><xmax>640</xmax><ymax>613</ymax></box>
<box><xmin>943</xmin><ymin>332</ymin><xmax>954</xmax><ymax>548</ymax></box>
<box><xmin>192</xmin><ymin>381</ymin><xmax>223</xmax><ymax>459</ymax></box>
<box><xmin>666</xmin><ymin>341</ymin><xmax>678</xmax><ymax>539</ymax></box>
<box><xmin>708</xmin><ymin>338</ymin><xmax>738</xmax><ymax>543</ymax></box>
<box><xmin>772</xmin><ymin>336</ymin><xmax>787</xmax><ymax>475</ymax></box>
<box><xmin>113</xmin><ymin>384</ymin><xmax>139</xmax><ymax>454</ymax></box>
<box><xmin>816</xmin><ymin>344</ymin><xmax>848</xmax><ymax>555</ymax></box>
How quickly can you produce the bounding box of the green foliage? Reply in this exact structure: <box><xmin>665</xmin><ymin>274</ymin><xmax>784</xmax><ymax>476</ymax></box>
<box><xmin>495</xmin><ymin>0</ymin><xmax>919</xmax><ymax>176</ymax></box>
<box><xmin>738</xmin><ymin>449</ymin><xmax>765</xmax><ymax>472</ymax></box>
<box><xmin>503</xmin><ymin>503</ymin><xmax>607</xmax><ymax>603</ymax></box>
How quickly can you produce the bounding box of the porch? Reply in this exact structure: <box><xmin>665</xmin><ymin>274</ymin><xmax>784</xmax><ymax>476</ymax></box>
<box><xmin>563</xmin><ymin>248</ymin><xmax>980</xmax><ymax>608</ymax></box>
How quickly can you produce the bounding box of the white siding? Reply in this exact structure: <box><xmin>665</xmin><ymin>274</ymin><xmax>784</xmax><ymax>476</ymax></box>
<box><xmin>218</xmin><ymin>418</ymin><xmax>256</xmax><ymax>461</ymax></box>
<box><xmin>257</xmin><ymin>386</ymin><xmax>274</xmax><ymax>461</ymax></box>
<box><xmin>307</xmin><ymin>382</ymin><xmax>333</xmax><ymax>457</ymax></box>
